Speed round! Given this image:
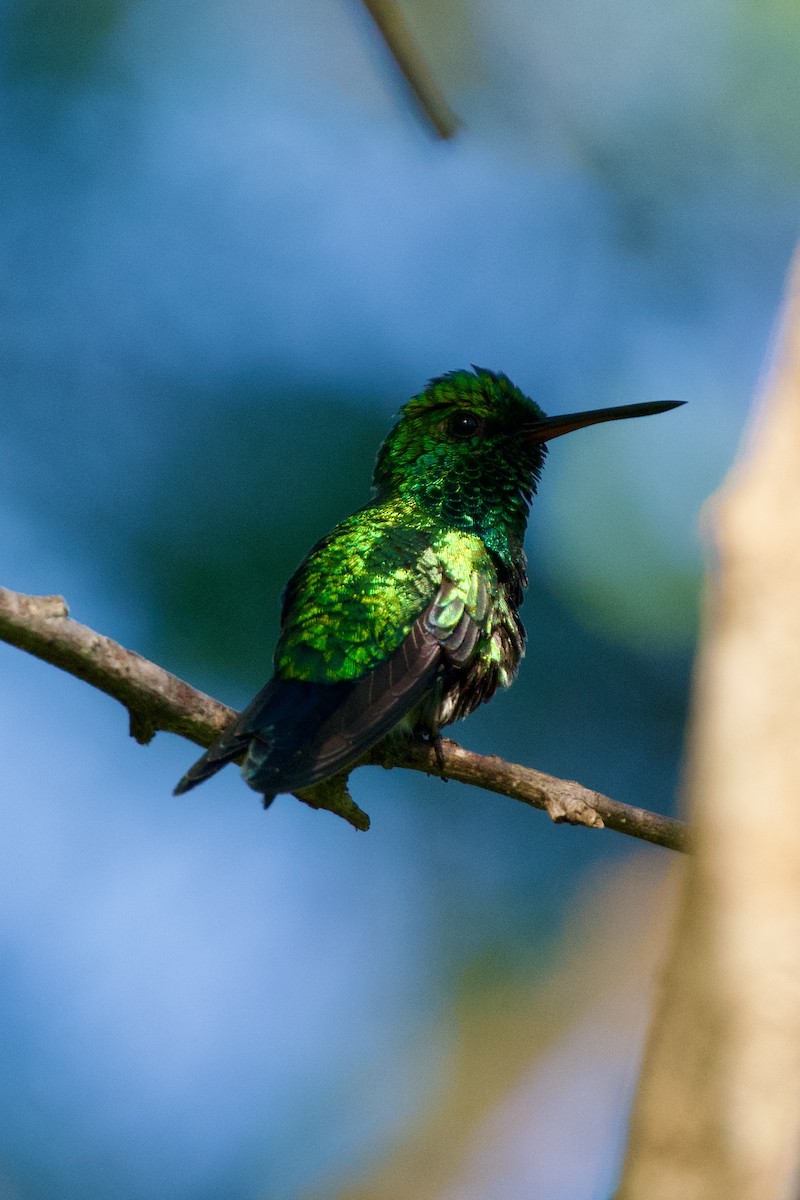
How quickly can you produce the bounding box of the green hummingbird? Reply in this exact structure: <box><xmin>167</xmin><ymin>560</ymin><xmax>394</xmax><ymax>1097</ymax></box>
<box><xmin>175</xmin><ymin>368</ymin><xmax>682</xmax><ymax>806</ymax></box>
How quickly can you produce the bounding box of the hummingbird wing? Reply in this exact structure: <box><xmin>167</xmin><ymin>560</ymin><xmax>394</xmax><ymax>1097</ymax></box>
<box><xmin>241</xmin><ymin>576</ymin><xmax>484</xmax><ymax>797</ymax></box>
<box><xmin>173</xmin><ymin>575</ymin><xmax>486</xmax><ymax>801</ymax></box>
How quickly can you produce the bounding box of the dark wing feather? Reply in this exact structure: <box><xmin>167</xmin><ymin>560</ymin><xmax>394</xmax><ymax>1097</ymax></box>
<box><xmin>173</xmin><ymin>677</ymin><xmax>350</xmax><ymax>796</ymax></box>
<box><xmin>175</xmin><ymin>577</ymin><xmax>485</xmax><ymax>801</ymax></box>
<box><xmin>243</xmin><ymin>610</ymin><xmax>443</xmax><ymax>795</ymax></box>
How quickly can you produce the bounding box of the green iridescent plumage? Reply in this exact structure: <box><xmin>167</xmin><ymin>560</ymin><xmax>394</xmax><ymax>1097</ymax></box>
<box><xmin>175</xmin><ymin>368</ymin><xmax>682</xmax><ymax>805</ymax></box>
<box><xmin>275</xmin><ymin>511</ymin><xmax>518</xmax><ymax>683</ymax></box>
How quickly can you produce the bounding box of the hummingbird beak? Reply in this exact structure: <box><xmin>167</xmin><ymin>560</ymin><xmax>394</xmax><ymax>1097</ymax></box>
<box><xmin>523</xmin><ymin>399</ymin><xmax>685</xmax><ymax>443</ymax></box>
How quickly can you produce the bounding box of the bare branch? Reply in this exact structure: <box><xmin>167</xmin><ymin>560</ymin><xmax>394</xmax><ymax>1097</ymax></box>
<box><xmin>0</xmin><ymin>584</ymin><xmax>686</xmax><ymax>851</ymax></box>
<box><xmin>360</xmin><ymin>0</ymin><xmax>461</xmax><ymax>139</ymax></box>
<box><xmin>0</xmin><ymin>587</ymin><xmax>232</xmax><ymax>747</ymax></box>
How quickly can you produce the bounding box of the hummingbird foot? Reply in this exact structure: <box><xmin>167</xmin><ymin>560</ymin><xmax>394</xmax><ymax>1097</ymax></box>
<box><xmin>432</xmin><ymin>734</ymin><xmax>448</xmax><ymax>779</ymax></box>
<box><xmin>414</xmin><ymin>728</ymin><xmax>448</xmax><ymax>780</ymax></box>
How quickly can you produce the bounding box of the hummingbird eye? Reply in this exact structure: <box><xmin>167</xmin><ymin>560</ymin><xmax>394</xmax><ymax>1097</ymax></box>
<box><xmin>446</xmin><ymin>411</ymin><xmax>482</xmax><ymax>440</ymax></box>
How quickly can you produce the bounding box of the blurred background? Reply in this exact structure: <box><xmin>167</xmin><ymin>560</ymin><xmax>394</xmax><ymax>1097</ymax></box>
<box><xmin>1</xmin><ymin>0</ymin><xmax>798</xmax><ymax>1196</ymax></box>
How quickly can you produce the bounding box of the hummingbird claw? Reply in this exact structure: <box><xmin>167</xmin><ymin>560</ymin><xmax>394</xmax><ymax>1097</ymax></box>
<box><xmin>427</xmin><ymin>731</ymin><xmax>448</xmax><ymax>780</ymax></box>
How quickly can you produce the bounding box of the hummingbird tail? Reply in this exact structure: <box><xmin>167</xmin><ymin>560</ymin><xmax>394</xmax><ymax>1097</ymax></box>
<box><xmin>172</xmin><ymin>679</ymin><xmax>286</xmax><ymax>796</ymax></box>
<box><xmin>172</xmin><ymin>677</ymin><xmax>348</xmax><ymax>799</ymax></box>
<box><xmin>173</xmin><ymin>738</ymin><xmax>246</xmax><ymax>795</ymax></box>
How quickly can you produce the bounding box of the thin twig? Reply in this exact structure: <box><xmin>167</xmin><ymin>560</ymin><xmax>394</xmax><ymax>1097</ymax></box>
<box><xmin>360</xmin><ymin>0</ymin><xmax>461</xmax><ymax>139</ymax></box>
<box><xmin>0</xmin><ymin>585</ymin><xmax>687</xmax><ymax>851</ymax></box>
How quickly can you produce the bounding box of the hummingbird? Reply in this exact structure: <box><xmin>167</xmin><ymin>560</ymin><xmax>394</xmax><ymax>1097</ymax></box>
<box><xmin>175</xmin><ymin>368</ymin><xmax>682</xmax><ymax>807</ymax></box>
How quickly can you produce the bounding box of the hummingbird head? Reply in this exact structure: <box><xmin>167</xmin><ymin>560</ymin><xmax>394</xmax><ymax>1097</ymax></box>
<box><xmin>373</xmin><ymin>367</ymin><xmax>683</xmax><ymax>550</ymax></box>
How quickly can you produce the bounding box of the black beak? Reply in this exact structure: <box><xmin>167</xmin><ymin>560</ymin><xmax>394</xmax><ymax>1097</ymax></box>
<box><xmin>524</xmin><ymin>399</ymin><xmax>685</xmax><ymax>443</ymax></box>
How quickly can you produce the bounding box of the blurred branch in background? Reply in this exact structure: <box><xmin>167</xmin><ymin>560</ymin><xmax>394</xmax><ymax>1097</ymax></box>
<box><xmin>616</xmin><ymin>249</ymin><xmax>800</xmax><ymax>1198</ymax></box>
<box><xmin>0</xmin><ymin>584</ymin><xmax>686</xmax><ymax>851</ymax></box>
<box><xmin>359</xmin><ymin>0</ymin><xmax>461</xmax><ymax>138</ymax></box>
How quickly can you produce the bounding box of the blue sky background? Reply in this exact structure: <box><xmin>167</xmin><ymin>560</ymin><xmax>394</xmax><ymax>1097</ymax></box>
<box><xmin>1</xmin><ymin>0</ymin><xmax>798</xmax><ymax>1196</ymax></box>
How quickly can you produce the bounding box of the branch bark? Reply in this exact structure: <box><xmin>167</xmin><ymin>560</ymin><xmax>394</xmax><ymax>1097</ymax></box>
<box><xmin>360</xmin><ymin>0</ymin><xmax>461</xmax><ymax>139</ymax></box>
<box><xmin>0</xmin><ymin>585</ymin><xmax>686</xmax><ymax>851</ymax></box>
<box><xmin>615</xmin><ymin>251</ymin><xmax>800</xmax><ymax>1197</ymax></box>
